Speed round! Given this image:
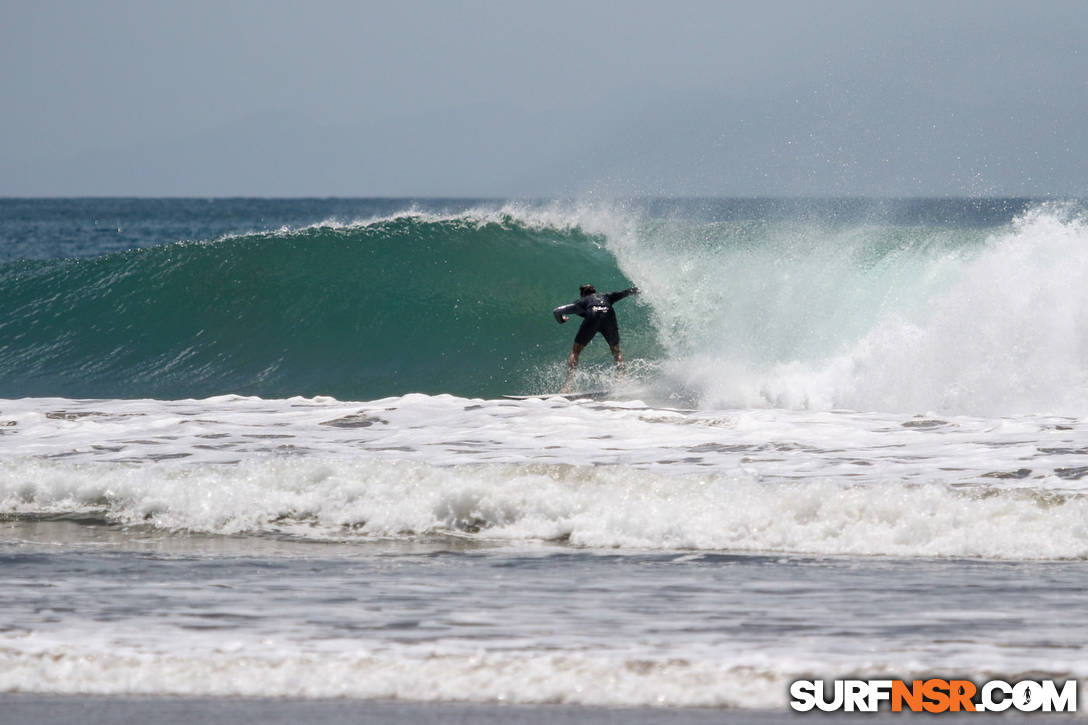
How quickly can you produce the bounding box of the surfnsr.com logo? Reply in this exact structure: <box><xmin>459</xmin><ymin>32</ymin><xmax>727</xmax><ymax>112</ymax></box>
<box><xmin>789</xmin><ymin>679</ymin><xmax>1078</xmax><ymax>713</ymax></box>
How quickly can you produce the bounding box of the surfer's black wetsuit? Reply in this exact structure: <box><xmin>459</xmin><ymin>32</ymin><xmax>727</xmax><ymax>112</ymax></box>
<box><xmin>552</xmin><ymin>288</ymin><xmax>638</xmax><ymax>346</ymax></box>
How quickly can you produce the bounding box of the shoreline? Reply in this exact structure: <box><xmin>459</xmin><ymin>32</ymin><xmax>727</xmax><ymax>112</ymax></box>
<box><xmin>0</xmin><ymin>694</ymin><xmax>1034</xmax><ymax>725</ymax></box>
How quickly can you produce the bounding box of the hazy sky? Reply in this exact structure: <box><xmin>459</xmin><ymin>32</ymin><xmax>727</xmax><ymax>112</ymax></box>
<box><xmin>3</xmin><ymin>0</ymin><xmax>1087</xmax><ymax>197</ymax></box>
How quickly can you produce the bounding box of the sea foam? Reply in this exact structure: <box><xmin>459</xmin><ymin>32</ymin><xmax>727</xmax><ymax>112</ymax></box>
<box><xmin>4</xmin><ymin>454</ymin><xmax>1088</xmax><ymax>559</ymax></box>
<box><xmin>603</xmin><ymin>202</ymin><xmax>1088</xmax><ymax>416</ymax></box>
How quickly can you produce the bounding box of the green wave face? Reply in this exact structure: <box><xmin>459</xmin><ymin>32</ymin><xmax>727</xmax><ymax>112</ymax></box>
<box><xmin>0</xmin><ymin>215</ymin><xmax>648</xmax><ymax>400</ymax></box>
<box><xmin>7</xmin><ymin>200</ymin><xmax>1087</xmax><ymax>414</ymax></box>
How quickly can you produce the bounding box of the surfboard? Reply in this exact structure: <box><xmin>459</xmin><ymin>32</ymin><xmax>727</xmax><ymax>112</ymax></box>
<box><xmin>503</xmin><ymin>390</ymin><xmax>612</xmax><ymax>401</ymax></box>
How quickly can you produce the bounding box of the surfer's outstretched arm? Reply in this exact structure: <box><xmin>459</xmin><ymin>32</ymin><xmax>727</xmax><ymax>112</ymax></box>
<box><xmin>553</xmin><ymin>303</ymin><xmax>577</xmax><ymax>324</ymax></box>
<box><xmin>606</xmin><ymin>287</ymin><xmax>639</xmax><ymax>304</ymax></box>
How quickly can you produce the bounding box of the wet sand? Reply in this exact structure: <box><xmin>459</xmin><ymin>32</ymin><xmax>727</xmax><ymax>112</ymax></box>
<box><xmin>0</xmin><ymin>695</ymin><xmax>1055</xmax><ymax>725</ymax></box>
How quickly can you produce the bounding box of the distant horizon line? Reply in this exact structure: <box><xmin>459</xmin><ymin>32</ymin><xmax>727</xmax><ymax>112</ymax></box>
<box><xmin>0</xmin><ymin>194</ymin><xmax>1075</xmax><ymax>201</ymax></box>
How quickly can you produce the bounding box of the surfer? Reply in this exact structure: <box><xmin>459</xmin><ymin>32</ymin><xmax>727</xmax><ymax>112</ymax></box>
<box><xmin>553</xmin><ymin>284</ymin><xmax>638</xmax><ymax>389</ymax></box>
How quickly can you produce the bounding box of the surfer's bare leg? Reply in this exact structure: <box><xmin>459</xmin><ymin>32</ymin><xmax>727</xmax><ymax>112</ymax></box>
<box><xmin>568</xmin><ymin>342</ymin><xmax>586</xmax><ymax>370</ymax></box>
<box><xmin>610</xmin><ymin>344</ymin><xmax>625</xmax><ymax>374</ymax></box>
<box><xmin>563</xmin><ymin>343</ymin><xmax>586</xmax><ymax>392</ymax></box>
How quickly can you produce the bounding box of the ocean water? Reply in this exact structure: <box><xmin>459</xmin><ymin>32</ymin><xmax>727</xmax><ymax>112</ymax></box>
<box><xmin>2</xmin><ymin>197</ymin><xmax>1088</xmax><ymax>712</ymax></box>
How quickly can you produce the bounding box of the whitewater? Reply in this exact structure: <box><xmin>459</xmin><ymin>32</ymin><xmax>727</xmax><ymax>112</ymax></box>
<box><xmin>2</xmin><ymin>197</ymin><xmax>1088</xmax><ymax>713</ymax></box>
